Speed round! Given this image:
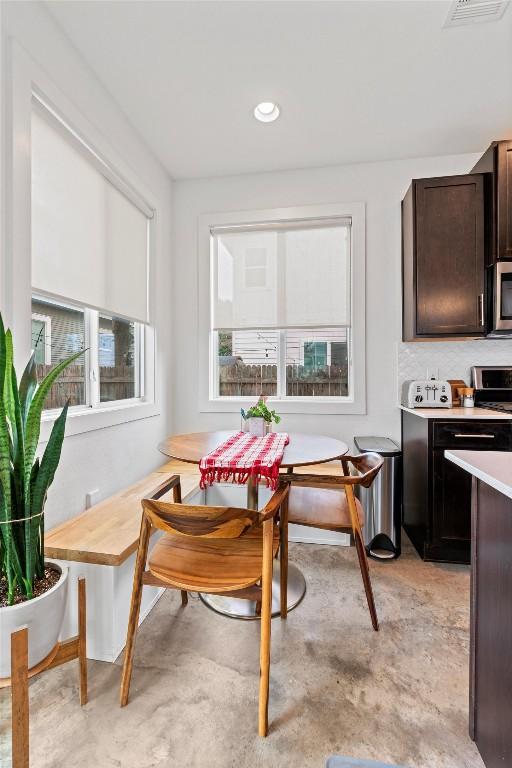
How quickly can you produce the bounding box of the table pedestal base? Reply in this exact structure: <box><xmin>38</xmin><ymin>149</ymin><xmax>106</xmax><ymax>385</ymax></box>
<box><xmin>199</xmin><ymin>561</ymin><xmax>306</xmax><ymax>620</ymax></box>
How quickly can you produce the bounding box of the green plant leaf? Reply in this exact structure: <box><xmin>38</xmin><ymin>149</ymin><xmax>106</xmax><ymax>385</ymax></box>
<box><xmin>0</xmin><ymin>434</ymin><xmax>24</xmax><ymax>604</ymax></box>
<box><xmin>3</xmin><ymin>330</ymin><xmax>16</xmax><ymax>435</ymax></box>
<box><xmin>24</xmin><ymin>349</ymin><xmax>84</xmax><ymax>501</ymax></box>
<box><xmin>11</xmin><ymin>365</ymin><xmax>24</xmax><ymax>516</ymax></box>
<box><xmin>31</xmin><ymin>401</ymin><xmax>68</xmax><ymax>516</ymax></box>
<box><xmin>19</xmin><ymin>351</ymin><xmax>37</xmax><ymax>426</ymax></box>
<box><xmin>0</xmin><ymin>315</ymin><xmax>17</xmax><ymax>600</ymax></box>
<box><xmin>26</xmin><ymin>402</ymin><xmax>69</xmax><ymax>586</ymax></box>
<box><xmin>0</xmin><ymin>313</ymin><xmax>6</xmax><ymax>401</ymax></box>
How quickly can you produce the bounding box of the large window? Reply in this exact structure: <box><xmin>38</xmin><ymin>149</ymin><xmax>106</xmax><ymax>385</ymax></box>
<box><xmin>210</xmin><ymin>218</ymin><xmax>351</xmax><ymax>401</ymax></box>
<box><xmin>31</xmin><ymin>97</ymin><xmax>150</xmax><ymax>413</ymax></box>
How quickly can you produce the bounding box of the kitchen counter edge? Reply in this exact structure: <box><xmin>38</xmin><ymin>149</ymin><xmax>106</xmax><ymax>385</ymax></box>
<box><xmin>400</xmin><ymin>406</ymin><xmax>512</xmax><ymax>420</ymax></box>
<box><xmin>445</xmin><ymin>450</ymin><xmax>512</xmax><ymax>500</ymax></box>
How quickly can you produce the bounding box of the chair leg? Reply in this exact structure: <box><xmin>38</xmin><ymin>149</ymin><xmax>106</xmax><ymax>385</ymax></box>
<box><xmin>77</xmin><ymin>577</ymin><xmax>88</xmax><ymax>706</ymax></box>
<box><xmin>11</xmin><ymin>627</ymin><xmax>29</xmax><ymax>768</ymax></box>
<box><xmin>354</xmin><ymin>529</ymin><xmax>379</xmax><ymax>631</ymax></box>
<box><xmin>279</xmin><ymin>495</ymin><xmax>289</xmax><ymax>619</ymax></box>
<box><xmin>258</xmin><ymin>519</ymin><xmax>273</xmax><ymax>737</ymax></box>
<box><xmin>180</xmin><ymin>590</ymin><xmax>188</xmax><ymax>607</ymax></box>
<box><xmin>120</xmin><ymin>517</ymin><xmax>151</xmax><ymax>706</ymax></box>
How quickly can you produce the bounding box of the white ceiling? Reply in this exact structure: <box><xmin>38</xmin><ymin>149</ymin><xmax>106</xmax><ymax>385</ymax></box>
<box><xmin>45</xmin><ymin>0</ymin><xmax>512</xmax><ymax>180</ymax></box>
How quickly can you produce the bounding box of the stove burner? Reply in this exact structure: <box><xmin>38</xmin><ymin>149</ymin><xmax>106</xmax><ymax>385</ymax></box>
<box><xmin>477</xmin><ymin>401</ymin><xmax>512</xmax><ymax>413</ymax></box>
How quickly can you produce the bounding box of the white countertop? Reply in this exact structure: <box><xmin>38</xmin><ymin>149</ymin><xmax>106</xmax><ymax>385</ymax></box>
<box><xmin>445</xmin><ymin>450</ymin><xmax>512</xmax><ymax>500</ymax></box>
<box><xmin>400</xmin><ymin>405</ymin><xmax>512</xmax><ymax>420</ymax></box>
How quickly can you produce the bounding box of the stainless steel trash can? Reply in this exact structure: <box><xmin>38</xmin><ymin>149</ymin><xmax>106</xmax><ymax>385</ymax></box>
<box><xmin>353</xmin><ymin>436</ymin><xmax>402</xmax><ymax>560</ymax></box>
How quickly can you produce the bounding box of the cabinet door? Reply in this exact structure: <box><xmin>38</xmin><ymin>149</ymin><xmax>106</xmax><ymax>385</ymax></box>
<box><xmin>415</xmin><ymin>175</ymin><xmax>485</xmax><ymax>336</ymax></box>
<box><xmin>497</xmin><ymin>141</ymin><xmax>512</xmax><ymax>260</ymax></box>
<box><xmin>430</xmin><ymin>449</ymin><xmax>472</xmax><ymax>563</ymax></box>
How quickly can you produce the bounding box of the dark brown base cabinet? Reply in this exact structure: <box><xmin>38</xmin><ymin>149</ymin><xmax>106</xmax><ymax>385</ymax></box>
<box><xmin>401</xmin><ymin>411</ymin><xmax>512</xmax><ymax>563</ymax></box>
<box><xmin>470</xmin><ymin>478</ymin><xmax>512</xmax><ymax>768</ymax></box>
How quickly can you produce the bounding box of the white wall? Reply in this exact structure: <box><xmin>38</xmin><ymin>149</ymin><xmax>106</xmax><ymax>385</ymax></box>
<box><xmin>0</xmin><ymin>2</ymin><xmax>174</xmax><ymax>528</ymax></box>
<box><xmin>172</xmin><ymin>152</ymin><xmax>488</xmax><ymax>447</ymax></box>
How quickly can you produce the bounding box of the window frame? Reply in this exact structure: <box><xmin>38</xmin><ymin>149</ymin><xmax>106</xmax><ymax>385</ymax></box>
<box><xmin>5</xmin><ymin>43</ymin><xmax>159</xmax><ymax>440</ymax></box>
<box><xmin>198</xmin><ymin>203</ymin><xmax>366</xmax><ymax>415</ymax></box>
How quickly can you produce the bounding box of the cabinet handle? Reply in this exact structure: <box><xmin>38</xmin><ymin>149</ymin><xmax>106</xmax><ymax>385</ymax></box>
<box><xmin>478</xmin><ymin>293</ymin><xmax>485</xmax><ymax>327</ymax></box>
<box><xmin>453</xmin><ymin>433</ymin><xmax>495</xmax><ymax>439</ymax></box>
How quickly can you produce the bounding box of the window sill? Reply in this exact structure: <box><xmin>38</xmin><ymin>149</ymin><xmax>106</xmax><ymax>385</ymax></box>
<box><xmin>39</xmin><ymin>400</ymin><xmax>160</xmax><ymax>443</ymax></box>
<box><xmin>199</xmin><ymin>397</ymin><xmax>366</xmax><ymax>416</ymax></box>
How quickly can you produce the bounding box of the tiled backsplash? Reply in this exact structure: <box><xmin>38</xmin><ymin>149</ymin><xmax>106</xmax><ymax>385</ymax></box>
<box><xmin>397</xmin><ymin>340</ymin><xmax>512</xmax><ymax>399</ymax></box>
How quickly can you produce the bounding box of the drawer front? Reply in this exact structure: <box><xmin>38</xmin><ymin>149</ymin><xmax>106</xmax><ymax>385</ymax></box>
<box><xmin>433</xmin><ymin>421</ymin><xmax>512</xmax><ymax>450</ymax></box>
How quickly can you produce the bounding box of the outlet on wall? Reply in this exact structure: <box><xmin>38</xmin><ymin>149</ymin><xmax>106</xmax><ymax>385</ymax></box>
<box><xmin>426</xmin><ymin>367</ymin><xmax>439</xmax><ymax>381</ymax></box>
<box><xmin>86</xmin><ymin>489</ymin><xmax>100</xmax><ymax>509</ymax></box>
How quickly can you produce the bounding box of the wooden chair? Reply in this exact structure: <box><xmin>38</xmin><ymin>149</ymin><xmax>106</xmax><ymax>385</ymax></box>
<box><xmin>282</xmin><ymin>453</ymin><xmax>383</xmax><ymax>631</ymax></box>
<box><xmin>119</xmin><ymin>475</ymin><xmax>290</xmax><ymax>737</ymax></box>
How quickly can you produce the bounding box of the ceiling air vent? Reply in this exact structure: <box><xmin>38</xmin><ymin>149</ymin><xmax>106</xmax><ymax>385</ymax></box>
<box><xmin>444</xmin><ymin>0</ymin><xmax>509</xmax><ymax>26</ymax></box>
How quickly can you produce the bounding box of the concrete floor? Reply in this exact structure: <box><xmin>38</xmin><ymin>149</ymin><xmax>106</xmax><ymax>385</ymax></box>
<box><xmin>1</xmin><ymin>537</ymin><xmax>484</xmax><ymax>768</ymax></box>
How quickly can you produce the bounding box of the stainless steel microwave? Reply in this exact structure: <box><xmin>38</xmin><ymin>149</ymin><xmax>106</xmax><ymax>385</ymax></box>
<box><xmin>492</xmin><ymin>262</ymin><xmax>512</xmax><ymax>332</ymax></box>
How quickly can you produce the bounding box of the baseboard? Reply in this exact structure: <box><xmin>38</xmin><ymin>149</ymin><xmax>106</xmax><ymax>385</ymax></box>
<box><xmin>139</xmin><ymin>587</ymin><xmax>165</xmax><ymax>624</ymax></box>
<box><xmin>289</xmin><ymin>525</ymin><xmax>350</xmax><ymax>547</ymax></box>
<box><xmin>112</xmin><ymin>587</ymin><xmax>165</xmax><ymax>663</ymax></box>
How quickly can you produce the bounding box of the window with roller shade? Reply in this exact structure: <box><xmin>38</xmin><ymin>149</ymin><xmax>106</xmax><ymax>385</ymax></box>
<box><xmin>210</xmin><ymin>219</ymin><xmax>351</xmax><ymax>399</ymax></box>
<box><xmin>31</xmin><ymin>98</ymin><xmax>150</xmax><ymax>412</ymax></box>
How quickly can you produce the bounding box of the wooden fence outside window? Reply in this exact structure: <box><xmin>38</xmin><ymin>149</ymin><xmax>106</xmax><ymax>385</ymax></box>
<box><xmin>36</xmin><ymin>364</ymin><xmax>135</xmax><ymax>408</ymax></box>
<box><xmin>218</xmin><ymin>363</ymin><xmax>348</xmax><ymax>398</ymax></box>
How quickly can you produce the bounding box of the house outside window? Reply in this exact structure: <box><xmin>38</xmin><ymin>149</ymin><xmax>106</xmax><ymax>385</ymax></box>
<box><xmin>303</xmin><ymin>341</ymin><xmax>327</xmax><ymax>371</ymax></box>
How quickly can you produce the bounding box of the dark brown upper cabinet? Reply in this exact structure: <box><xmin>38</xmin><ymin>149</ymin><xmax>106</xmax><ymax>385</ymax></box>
<box><xmin>471</xmin><ymin>140</ymin><xmax>512</xmax><ymax>264</ymax></box>
<box><xmin>402</xmin><ymin>175</ymin><xmax>485</xmax><ymax>341</ymax></box>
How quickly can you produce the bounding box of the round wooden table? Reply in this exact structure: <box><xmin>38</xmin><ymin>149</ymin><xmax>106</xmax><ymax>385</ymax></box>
<box><xmin>158</xmin><ymin>431</ymin><xmax>349</xmax><ymax>619</ymax></box>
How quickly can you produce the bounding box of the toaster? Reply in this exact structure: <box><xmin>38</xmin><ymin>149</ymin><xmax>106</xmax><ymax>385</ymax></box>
<box><xmin>401</xmin><ymin>379</ymin><xmax>452</xmax><ymax>408</ymax></box>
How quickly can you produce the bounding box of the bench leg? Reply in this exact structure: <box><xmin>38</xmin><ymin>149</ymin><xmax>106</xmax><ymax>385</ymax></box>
<box><xmin>180</xmin><ymin>590</ymin><xmax>188</xmax><ymax>607</ymax></box>
<box><xmin>11</xmin><ymin>627</ymin><xmax>29</xmax><ymax>768</ymax></box>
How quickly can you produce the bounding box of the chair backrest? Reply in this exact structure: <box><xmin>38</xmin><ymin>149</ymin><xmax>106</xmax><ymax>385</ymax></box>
<box><xmin>143</xmin><ymin>498</ymin><xmax>260</xmax><ymax>539</ymax></box>
<box><xmin>284</xmin><ymin>452</ymin><xmax>384</xmax><ymax>490</ymax></box>
<box><xmin>142</xmin><ymin>475</ymin><xmax>289</xmax><ymax>540</ymax></box>
<box><xmin>342</xmin><ymin>452</ymin><xmax>384</xmax><ymax>487</ymax></box>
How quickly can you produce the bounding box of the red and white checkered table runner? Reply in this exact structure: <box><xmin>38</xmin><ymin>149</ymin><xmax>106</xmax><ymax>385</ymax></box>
<box><xmin>199</xmin><ymin>431</ymin><xmax>289</xmax><ymax>491</ymax></box>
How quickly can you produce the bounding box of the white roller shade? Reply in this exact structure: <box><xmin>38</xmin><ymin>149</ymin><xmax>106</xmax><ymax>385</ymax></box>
<box><xmin>211</xmin><ymin>220</ymin><xmax>351</xmax><ymax>330</ymax></box>
<box><xmin>31</xmin><ymin>107</ymin><xmax>151</xmax><ymax>323</ymax></box>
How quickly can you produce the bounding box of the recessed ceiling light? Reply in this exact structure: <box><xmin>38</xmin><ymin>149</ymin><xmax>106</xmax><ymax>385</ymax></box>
<box><xmin>254</xmin><ymin>102</ymin><xmax>280</xmax><ymax>123</ymax></box>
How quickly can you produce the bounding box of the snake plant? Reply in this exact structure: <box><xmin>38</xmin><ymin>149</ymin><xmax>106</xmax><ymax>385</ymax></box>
<box><xmin>0</xmin><ymin>312</ymin><xmax>84</xmax><ymax>605</ymax></box>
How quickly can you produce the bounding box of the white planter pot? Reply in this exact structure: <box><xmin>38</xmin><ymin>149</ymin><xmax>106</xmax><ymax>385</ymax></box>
<box><xmin>0</xmin><ymin>560</ymin><xmax>69</xmax><ymax>678</ymax></box>
<box><xmin>249</xmin><ymin>417</ymin><xmax>266</xmax><ymax>436</ymax></box>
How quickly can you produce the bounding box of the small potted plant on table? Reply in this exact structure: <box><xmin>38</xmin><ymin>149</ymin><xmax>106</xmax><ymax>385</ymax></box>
<box><xmin>241</xmin><ymin>397</ymin><xmax>281</xmax><ymax>437</ymax></box>
<box><xmin>0</xmin><ymin>313</ymin><xmax>83</xmax><ymax>677</ymax></box>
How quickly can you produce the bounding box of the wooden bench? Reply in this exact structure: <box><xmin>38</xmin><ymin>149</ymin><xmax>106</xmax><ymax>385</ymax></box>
<box><xmin>45</xmin><ymin>459</ymin><xmax>346</xmax><ymax>662</ymax></box>
<box><xmin>45</xmin><ymin>460</ymin><xmax>202</xmax><ymax>662</ymax></box>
